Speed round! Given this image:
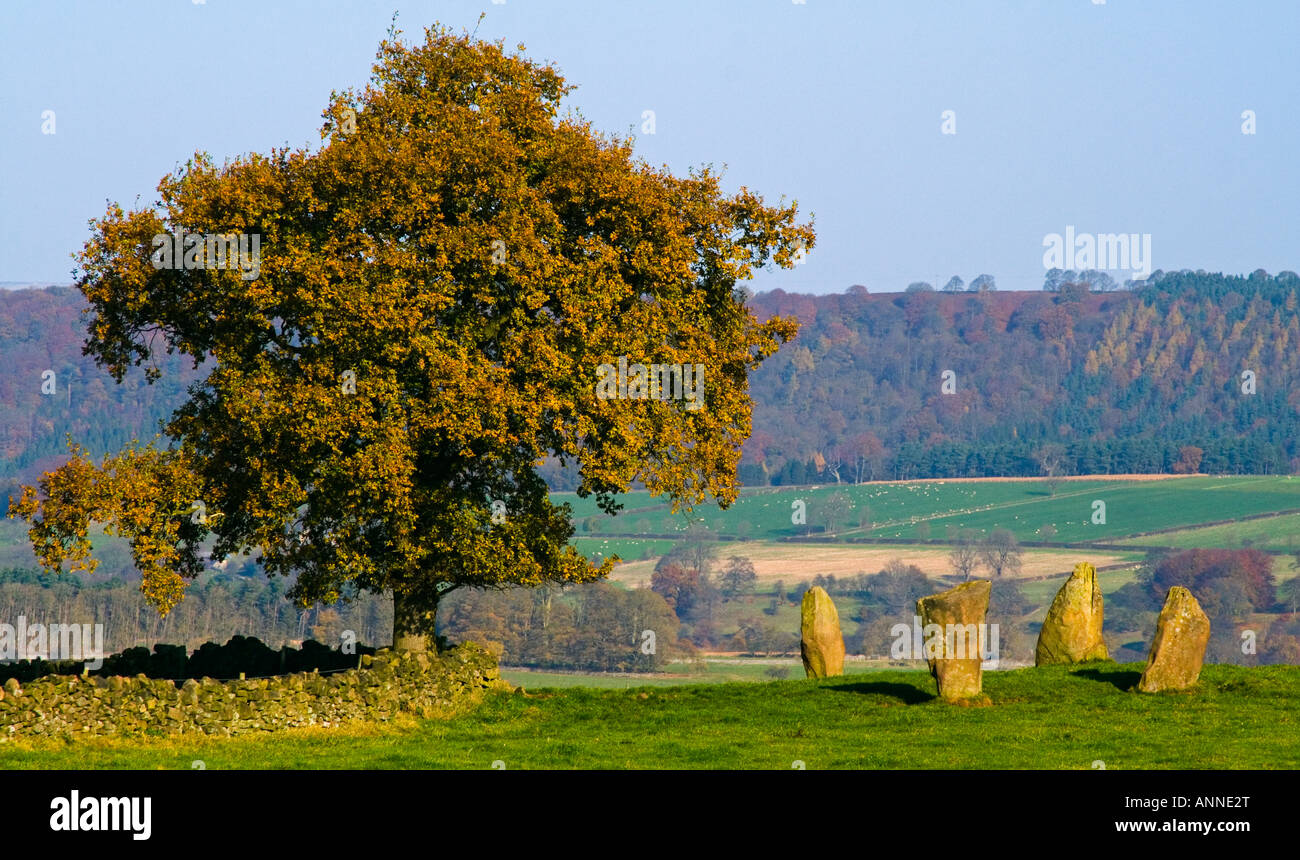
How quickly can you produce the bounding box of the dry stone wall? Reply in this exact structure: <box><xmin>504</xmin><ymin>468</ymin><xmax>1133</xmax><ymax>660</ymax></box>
<box><xmin>0</xmin><ymin>643</ymin><xmax>506</xmax><ymax>739</ymax></box>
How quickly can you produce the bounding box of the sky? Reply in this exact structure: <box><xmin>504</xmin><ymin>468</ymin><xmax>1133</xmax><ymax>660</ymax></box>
<box><xmin>1</xmin><ymin>0</ymin><xmax>1297</xmax><ymax>294</ymax></box>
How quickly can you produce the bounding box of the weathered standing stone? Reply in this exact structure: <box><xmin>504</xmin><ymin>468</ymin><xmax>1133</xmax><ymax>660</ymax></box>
<box><xmin>800</xmin><ymin>586</ymin><xmax>845</xmax><ymax>678</ymax></box>
<box><xmin>1137</xmin><ymin>586</ymin><xmax>1210</xmax><ymax>692</ymax></box>
<box><xmin>916</xmin><ymin>580</ymin><xmax>991</xmax><ymax>701</ymax></box>
<box><xmin>1035</xmin><ymin>562</ymin><xmax>1109</xmax><ymax>665</ymax></box>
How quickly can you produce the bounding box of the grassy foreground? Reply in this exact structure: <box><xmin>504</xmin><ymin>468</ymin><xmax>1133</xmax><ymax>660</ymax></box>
<box><xmin>3</xmin><ymin>663</ymin><xmax>1297</xmax><ymax>769</ymax></box>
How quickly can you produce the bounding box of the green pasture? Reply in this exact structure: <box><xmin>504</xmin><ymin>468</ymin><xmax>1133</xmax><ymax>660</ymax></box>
<box><xmin>561</xmin><ymin>476</ymin><xmax>1300</xmax><ymax>546</ymax></box>
<box><xmin>6</xmin><ymin>663</ymin><xmax>1296</xmax><ymax>769</ymax></box>
<box><xmin>1118</xmin><ymin>511</ymin><xmax>1300</xmax><ymax>554</ymax></box>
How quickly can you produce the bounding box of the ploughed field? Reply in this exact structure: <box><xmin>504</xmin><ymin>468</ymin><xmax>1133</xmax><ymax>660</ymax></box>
<box><xmin>598</xmin><ymin>543</ymin><xmax>1144</xmax><ymax>589</ymax></box>
<box><xmin>4</xmin><ymin>663</ymin><xmax>1298</xmax><ymax>769</ymax></box>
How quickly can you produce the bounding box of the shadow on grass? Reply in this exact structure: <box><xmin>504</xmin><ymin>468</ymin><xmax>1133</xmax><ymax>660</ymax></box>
<box><xmin>1072</xmin><ymin>666</ymin><xmax>1140</xmax><ymax>691</ymax></box>
<box><xmin>826</xmin><ymin>681</ymin><xmax>936</xmax><ymax>704</ymax></box>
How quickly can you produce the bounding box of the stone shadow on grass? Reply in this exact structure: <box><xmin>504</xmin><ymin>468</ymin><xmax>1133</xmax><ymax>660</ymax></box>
<box><xmin>1072</xmin><ymin>666</ymin><xmax>1141</xmax><ymax>691</ymax></box>
<box><xmin>825</xmin><ymin>680</ymin><xmax>936</xmax><ymax>704</ymax></box>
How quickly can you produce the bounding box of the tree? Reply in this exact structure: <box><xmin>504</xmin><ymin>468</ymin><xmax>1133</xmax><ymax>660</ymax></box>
<box><xmin>1261</xmin><ymin>615</ymin><xmax>1300</xmax><ymax>665</ymax></box>
<box><xmin>948</xmin><ymin>529</ymin><xmax>981</xmax><ymax>580</ymax></box>
<box><xmin>839</xmin><ymin>431</ymin><xmax>884</xmax><ymax>483</ymax></box>
<box><xmin>8</xmin><ymin>24</ymin><xmax>812</xmax><ymax>653</ymax></box>
<box><xmin>969</xmin><ymin>274</ymin><xmax>996</xmax><ymax>292</ymax></box>
<box><xmin>1149</xmin><ymin>549</ymin><xmax>1275</xmax><ymax>611</ymax></box>
<box><xmin>1042</xmin><ymin>268</ymin><xmax>1070</xmax><ymax>291</ymax></box>
<box><xmin>309</xmin><ymin>607</ymin><xmax>344</xmax><ymax>643</ymax></box>
<box><xmin>1283</xmin><ymin>572</ymin><xmax>1300</xmax><ymax>616</ymax></box>
<box><xmin>1058</xmin><ymin>281</ymin><xmax>1089</xmax><ymax>303</ymax></box>
<box><xmin>905</xmin><ymin>282</ymin><xmax>934</xmax><ymax>293</ymax></box>
<box><xmin>1036</xmin><ymin>444</ymin><xmax>1068</xmax><ymax>495</ymax></box>
<box><xmin>988</xmin><ymin>577</ymin><xmax>1031</xmax><ymax>619</ymax></box>
<box><xmin>820</xmin><ymin>490</ymin><xmax>854</xmax><ymax>536</ymax></box>
<box><xmin>943</xmin><ymin>276</ymin><xmax>965</xmax><ymax>293</ymax></box>
<box><xmin>872</xmin><ymin>559</ymin><xmax>934</xmax><ymax>616</ymax></box>
<box><xmin>659</xmin><ymin>523</ymin><xmax>720</xmax><ymax>578</ymax></box>
<box><xmin>1087</xmin><ymin>270</ymin><xmax>1119</xmax><ymax>292</ymax></box>
<box><xmin>1173</xmin><ymin>445</ymin><xmax>1204</xmax><ymax>474</ymax></box>
<box><xmin>650</xmin><ymin>562</ymin><xmax>712</xmax><ymax>621</ymax></box>
<box><xmin>735</xmin><ymin>618</ymin><xmax>795</xmax><ymax>656</ymax></box>
<box><xmin>717</xmin><ymin>555</ymin><xmax>757</xmax><ymax>600</ymax></box>
<box><xmin>978</xmin><ymin>529</ymin><xmax>1022</xmax><ymax>577</ymax></box>
<box><xmin>814</xmin><ymin>449</ymin><xmax>842</xmax><ymax>483</ymax></box>
<box><xmin>440</xmin><ymin>580</ymin><xmax>681</xmax><ymax>671</ymax></box>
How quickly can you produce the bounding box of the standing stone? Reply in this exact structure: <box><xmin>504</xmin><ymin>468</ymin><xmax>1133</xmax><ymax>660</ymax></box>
<box><xmin>1035</xmin><ymin>562</ymin><xmax>1109</xmax><ymax>665</ymax></box>
<box><xmin>1137</xmin><ymin>586</ymin><xmax>1210</xmax><ymax>692</ymax></box>
<box><xmin>917</xmin><ymin>580</ymin><xmax>991</xmax><ymax>701</ymax></box>
<box><xmin>800</xmin><ymin>586</ymin><xmax>845</xmax><ymax>678</ymax></box>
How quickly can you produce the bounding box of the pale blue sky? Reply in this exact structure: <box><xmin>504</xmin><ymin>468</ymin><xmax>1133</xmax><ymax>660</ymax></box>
<box><xmin>2</xmin><ymin>0</ymin><xmax>1296</xmax><ymax>293</ymax></box>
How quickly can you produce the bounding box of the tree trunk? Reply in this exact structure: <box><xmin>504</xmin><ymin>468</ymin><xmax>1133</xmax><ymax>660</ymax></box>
<box><xmin>393</xmin><ymin>590</ymin><xmax>438</xmax><ymax>653</ymax></box>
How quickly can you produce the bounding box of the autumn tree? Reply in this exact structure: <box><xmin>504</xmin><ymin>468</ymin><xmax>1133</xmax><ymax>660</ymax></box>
<box><xmin>1149</xmin><ymin>548</ymin><xmax>1275</xmax><ymax>611</ymax></box>
<box><xmin>717</xmin><ymin>555</ymin><xmax>757</xmax><ymax>599</ymax></box>
<box><xmin>650</xmin><ymin>562</ymin><xmax>714</xmax><ymax>622</ymax></box>
<box><xmin>838</xmin><ymin>431</ymin><xmax>884</xmax><ymax>483</ymax></box>
<box><xmin>8</xmin><ymin>25</ymin><xmax>812</xmax><ymax>652</ymax></box>
<box><xmin>1173</xmin><ymin>445</ymin><xmax>1204</xmax><ymax>474</ymax></box>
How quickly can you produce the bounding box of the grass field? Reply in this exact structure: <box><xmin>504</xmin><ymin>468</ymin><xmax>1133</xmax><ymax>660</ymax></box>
<box><xmin>569</xmin><ymin>537</ymin><xmax>677</xmax><ymax>562</ymax></box>
<box><xmin>5</xmin><ymin>663</ymin><xmax>1297</xmax><ymax>769</ymax></box>
<box><xmin>559</xmin><ymin>476</ymin><xmax>1300</xmax><ymax>546</ymax></box>
<box><xmin>500</xmin><ymin>657</ymin><xmax>898</xmax><ymax>688</ymax></box>
<box><xmin>1118</xmin><ymin>512</ymin><xmax>1300</xmax><ymax>554</ymax></box>
<box><xmin>5</xmin><ymin>476</ymin><xmax>1296</xmax><ymax>578</ymax></box>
